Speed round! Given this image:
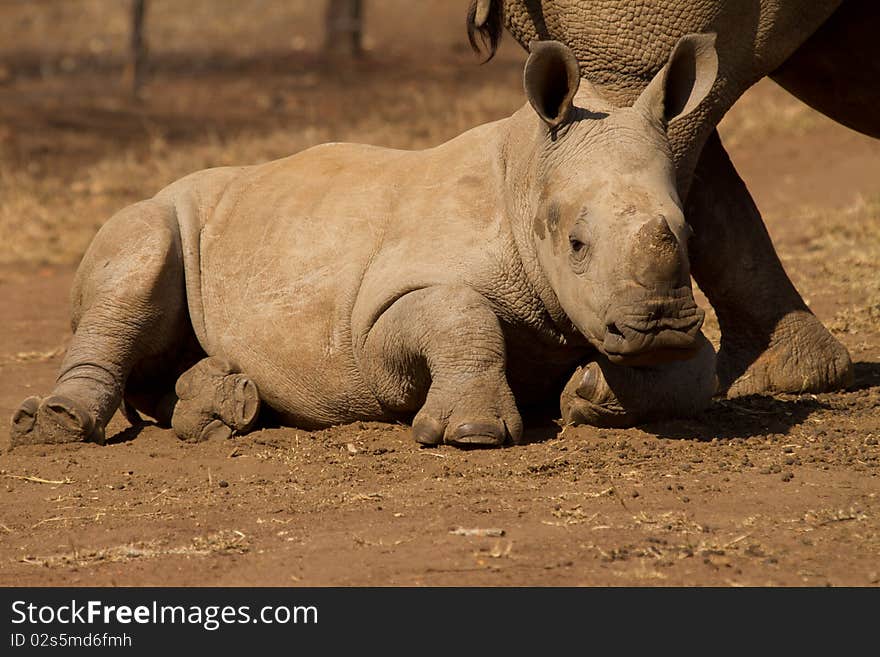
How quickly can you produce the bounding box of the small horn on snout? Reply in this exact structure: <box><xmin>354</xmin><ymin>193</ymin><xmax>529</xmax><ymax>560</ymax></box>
<box><xmin>630</xmin><ymin>216</ymin><xmax>687</xmax><ymax>287</ymax></box>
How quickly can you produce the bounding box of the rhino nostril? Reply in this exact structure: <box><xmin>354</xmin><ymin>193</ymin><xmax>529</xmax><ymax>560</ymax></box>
<box><xmin>606</xmin><ymin>322</ymin><xmax>624</xmax><ymax>339</ymax></box>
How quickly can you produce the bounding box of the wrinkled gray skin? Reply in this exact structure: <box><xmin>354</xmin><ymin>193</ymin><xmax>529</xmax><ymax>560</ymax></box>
<box><xmin>10</xmin><ymin>38</ymin><xmax>719</xmax><ymax>449</ymax></box>
<box><xmin>469</xmin><ymin>0</ymin><xmax>879</xmax><ymax>399</ymax></box>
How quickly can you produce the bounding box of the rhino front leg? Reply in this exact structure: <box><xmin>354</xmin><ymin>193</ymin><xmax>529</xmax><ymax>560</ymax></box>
<box><xmin>362</xmin><ymin>286</ymin><xmax>522</xmax><ymax>447</ymax></box>
<box><xmin>687</xmin><ymin>130</ymin><xmax>853</xmax><ymax>396</ymax></box>
<box><xmin>561</xmin><ymin>333</ymin><xmax>717</xmax><ymax>428</ymax></box>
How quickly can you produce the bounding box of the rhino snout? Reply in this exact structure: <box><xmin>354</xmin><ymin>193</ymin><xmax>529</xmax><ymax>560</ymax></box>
<box><xmin>601</xmin><ymin>291</ymin><xmax>704</xmax><ymax>366</ymax></box>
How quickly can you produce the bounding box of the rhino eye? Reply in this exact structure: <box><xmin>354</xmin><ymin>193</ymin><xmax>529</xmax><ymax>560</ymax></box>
<box><xmin>569</xmin><ymin>236</ymin><xmax>587</xmax><ymax>258</ymax></box>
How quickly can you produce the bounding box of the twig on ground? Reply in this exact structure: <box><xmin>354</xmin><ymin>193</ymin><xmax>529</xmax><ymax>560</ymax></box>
<box><xmin>3</xmin><ymin>474</ymin><xmax>72</xmax><ymax>485</ymax></box>
<box><xmin>723</xmin><ymin>533</ymin><xmax>752</xmax><ymax>548</ymax></box>
<box><xmin>450</xmin><ymin>527</ymin><xmax>505</xmax><ymax>537</ymax></box>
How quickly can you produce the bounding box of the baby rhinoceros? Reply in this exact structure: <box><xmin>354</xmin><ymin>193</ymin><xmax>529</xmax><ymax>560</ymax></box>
<box><xmin>11</xmin><ymin>36</ymin><xmax>720</xmax><ymax>449</ymax></box>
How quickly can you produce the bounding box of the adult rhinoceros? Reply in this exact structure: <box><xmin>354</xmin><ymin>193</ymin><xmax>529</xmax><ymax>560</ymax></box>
<box><xmin>468</xmin><ymin>0</ymin><xmax>876</xmax><ymax>398</ymax></box>
<box><xmin>10</xmin><ymin>38</ymin><xmax>719</xmax><ymax>448</ymax></box>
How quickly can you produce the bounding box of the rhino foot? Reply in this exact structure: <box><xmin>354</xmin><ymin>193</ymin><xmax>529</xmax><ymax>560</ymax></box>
<box><xmin>719</xmin><ymin>310</ymin><xmax>854</xmax><ymax>397</ymax></box>
<box><xmin>170</xmin><ymin>357</ymin><xmax>260</xmax><ymax>442</ymax></box>
<box><xmin>412</xmin><ymin>375</ymin><xmax>523</xmax><ymax>448</ymax></box>
<box><xmin>9</xmin><ymin>395</ymin><xmax>105</xmax><ymax>448</ymax></box>
<box><xmin>560</xmin><ymin>362</ymin><xmax>641</xmax><ymax>428</ymax></box>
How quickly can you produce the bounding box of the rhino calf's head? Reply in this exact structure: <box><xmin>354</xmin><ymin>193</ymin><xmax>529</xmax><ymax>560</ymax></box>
<box><xmin>513</xmin><ymin>34</ymin><xmax>718</xmax><ymax>366</ymax></box>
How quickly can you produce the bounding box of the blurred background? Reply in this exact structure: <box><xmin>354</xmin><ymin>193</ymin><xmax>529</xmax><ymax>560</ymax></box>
<box><xmin>0</xmin><ymin>0</ymin><xmax>527</xmax><ymax>265</ymax></box>
<box><xmin>0</xmin><ymin>0</ymin><xmax>878</xmax><ymax>310</ymax></box>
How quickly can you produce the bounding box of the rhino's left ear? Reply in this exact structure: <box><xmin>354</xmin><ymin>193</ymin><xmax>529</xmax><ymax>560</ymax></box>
<box><xmin>635</xmin><ymin>33</ymin><xmax>718</xmax><ymax>126</ymax></box>
<box><xmin>524</xmin><ymin>40</ymin><xmax>581</xmax><ymax>129</ymax></box>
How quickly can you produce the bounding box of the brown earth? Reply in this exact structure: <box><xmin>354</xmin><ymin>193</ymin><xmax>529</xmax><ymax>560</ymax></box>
<box><xmin>0</xmin><ymin>2</ymin><xmax>878</xmax><ymax>587</ymax></box>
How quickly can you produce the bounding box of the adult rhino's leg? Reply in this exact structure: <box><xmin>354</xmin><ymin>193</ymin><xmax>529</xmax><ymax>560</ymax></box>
<box><xmin>10</xmin><ymin>199</ymin><xmax>189</xmax><ymax>447</ymax></box>
<box><xmin>362</xmin><ymin>285</ymin><xmax>522</xmax><ymax>447</ymax></box>
<box><xmin>687</xmin><ymin>130</ymin><xmax>853</xmax><ymax>396</ymax></box>
<box><xmin>561</xmin><ymin>333</ymin><xmax>716</xmax><ymax>428</ymax></box>
<box><xmin>770</xmin><ymin>0</ymin><xmax>880</xmax><ymax>139</ymax></box>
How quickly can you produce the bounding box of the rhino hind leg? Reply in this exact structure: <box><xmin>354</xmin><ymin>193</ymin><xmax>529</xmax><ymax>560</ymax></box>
<box><xmin>9</xmin><ymin>199</ymin><xmax>189</xmax><ymax>448</ymax></box>
<box><xmin>561</xmin><ymin>333</ymin><xmax>717</xmax><ymax>428</ymax></box>
<box><xmin>170</xmin><ymin>357</ymin><xmax>260</xmax><ymax>442</ymax></box>
<box><xmin>11</xmin><ymin>395</ymin><xmax>103</xmax><ymax>446</ymax></box>
<box><xmin>687</xmin><ymin>131</ymin><xmax>853</xmax><ymax>397</ymax></box>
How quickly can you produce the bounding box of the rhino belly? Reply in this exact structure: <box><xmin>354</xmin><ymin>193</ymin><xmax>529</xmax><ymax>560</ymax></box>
<box><xmin>196</xmin><ymin>213</ymin><xmax>387</xmax><ymax>428</ymax></box>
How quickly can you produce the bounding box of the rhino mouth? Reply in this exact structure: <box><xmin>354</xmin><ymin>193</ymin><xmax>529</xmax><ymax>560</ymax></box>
<box><xmin>600</xmin><ymin>291</ymin><xmax>704</xmax><ymax>366</ymax></box>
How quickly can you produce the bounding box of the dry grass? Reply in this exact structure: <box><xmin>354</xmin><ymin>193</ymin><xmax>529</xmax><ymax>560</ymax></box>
<box><xmin>1</xmin><ymin>80</ymin><xmax>523</xmax><ymax>264</ymax></box>
<box><xmin>19</xmin><ymin>529</ymin><xmax>249</xmax><ymax>568</ymax></box>
<box><xmin>0</xmin><ymin>1</ymin><xmax>524</xmax><ymax>265</ymax></box>
<box><xmin>783</xmin><ymin>197</ymin><xmax>880</xmax><ymax>338</ymax></box>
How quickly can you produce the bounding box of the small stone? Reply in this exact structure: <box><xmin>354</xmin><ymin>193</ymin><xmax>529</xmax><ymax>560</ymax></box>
<box><xmin>218</xmin><ymin>480</ymin><xmax>229</xmax><ymax>488</ymax></box>
<box><xmin>781</xmin><ymin>472</ymin><xmax>793</xmax><ymax>482</ymax></box>
<box><xmin>631</xmin><ymin>490</ymin><xmax>640</xmax><ymax>498</ymax></box>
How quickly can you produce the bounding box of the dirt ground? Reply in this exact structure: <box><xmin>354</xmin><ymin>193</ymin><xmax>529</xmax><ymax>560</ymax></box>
<box><xmin>1</xmin><ymin>2</ymin><xmax>878</xmax><ymax>587</ymax></box>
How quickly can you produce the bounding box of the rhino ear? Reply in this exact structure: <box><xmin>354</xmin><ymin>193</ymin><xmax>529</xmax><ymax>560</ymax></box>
<box><xmin>524</xmin><ymin>40</ymin><xmax>581</xmax><ymax>129</ymax></box>
<box><xmin>635</xmin><ymin>33</ymin><xmax>718</xmax><ymax>126</ymax></box>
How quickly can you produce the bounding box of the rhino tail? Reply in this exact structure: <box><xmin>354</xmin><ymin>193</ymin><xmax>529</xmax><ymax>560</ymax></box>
<box><xmin>466</xmin><ymin>0</ymin><xmax>503</xmax><ymax>62</ymax></box>
<box><xmin>122</xmin><ymin>400</ymin><xmax>144</xmax><ymax>426</ymax></box>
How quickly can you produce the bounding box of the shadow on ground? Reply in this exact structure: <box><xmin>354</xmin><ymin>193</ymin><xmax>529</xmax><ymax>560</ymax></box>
<box><xmin>852</xmin><ymin>360</ymin><xmax>880</xmax><ymax>390</ymax></box>
<box><xmin>646</xmin><ymin>360</ymin><xmax>880</xmax><ymax>441</ymax></box>
<box><xmin>647</xmin><ymin>395</ymin><xmax>828</xmax><ymax>441</ymax></box>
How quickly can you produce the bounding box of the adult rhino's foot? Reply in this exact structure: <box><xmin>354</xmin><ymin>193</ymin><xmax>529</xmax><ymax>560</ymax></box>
<box><xmin>560</xmin><ymin>362</ymin><xmax>641</xmax><ymax>428</ymax></box>
<box><xmin>9</xmin><ymin>395</ymin><xmax>105</xmax><ymax>448</ymax></box>
<box><xmin>412</xmin><ymin>374</ymin><xmax>523</xmax><ymax>448</ymax></box>
<box><xmin>719</xmin><ymin>310</ymin><xmax>854</xmax><ymax>397</ymax></box>
<box><xmin>171</xmin><ymin>357</ymin><xmax>260</xmax><ymax>442</ymax></box>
